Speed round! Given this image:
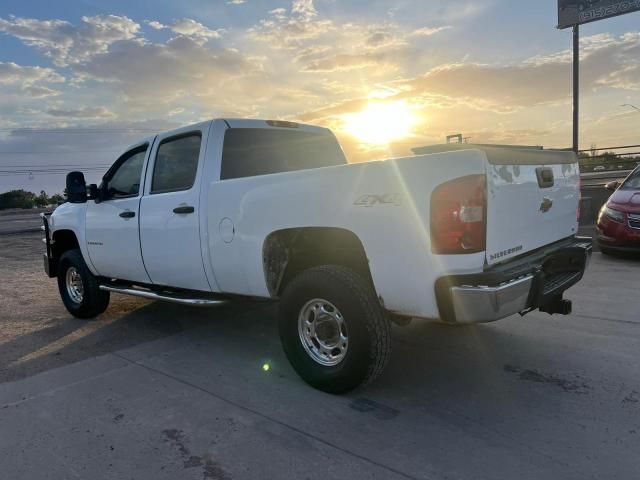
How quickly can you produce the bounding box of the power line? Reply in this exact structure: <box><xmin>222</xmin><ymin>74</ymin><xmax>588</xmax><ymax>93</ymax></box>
<box><xmin>0</xmin><ymin>169</ymin><xmax>107</xmax><ymax>173</ymax></box>
<box><xmin>0</xmin><ymin>150</ymin><xmax>122</xmax><ymax>155</ymax></box>
<box><xmin>0</xmin><ymin>164</ymin><xmax>112</xmax><ymax>168</ymax></box>
<box><xmin>0</xmin><ymin>167</ymin><xmax>108</xmax><ymax>176</ymax></box>
<box><xmin>0</xmin><ymin>166</ymin><xmax>107</xmax><ymax>172</ymax></box>
<box><xmin>0</xmin><ymin>128</ymin><xmax>157</xmax><ymax>134</ymax></box>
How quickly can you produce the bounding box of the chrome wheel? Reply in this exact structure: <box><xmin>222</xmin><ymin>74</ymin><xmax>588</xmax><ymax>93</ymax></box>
<box><xmin>65</xmin><ymin>267</ymin><xmax>84</xmax><ymax>304</ymax></box>
<box><xmin>298</xmin><ymin>299</ymin><xmax>348</xmax><ymax>366</ymax></box>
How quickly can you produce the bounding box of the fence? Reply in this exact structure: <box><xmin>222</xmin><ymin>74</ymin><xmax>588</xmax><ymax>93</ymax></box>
<box><xmin>578</xmin><ymin>144</ymin><xmax>640</xmax><ymax>173</ymax></box>
<box><xmin>578</xmin><ymin>144</ymin><xmax>638</xmax><ymax>225</ymax></box>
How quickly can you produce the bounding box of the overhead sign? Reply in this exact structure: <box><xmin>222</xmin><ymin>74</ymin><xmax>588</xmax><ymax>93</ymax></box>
<box><xmin>558</xmin><ymin>0</ymin><xmax>640</xmax><ymax>28</ymax></box>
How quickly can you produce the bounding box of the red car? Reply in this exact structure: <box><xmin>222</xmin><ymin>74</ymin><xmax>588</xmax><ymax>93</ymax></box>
<box><xmin>597</xmin><ymin>167</ymin><xmax>640</xmax><ymax>254</ymax></box>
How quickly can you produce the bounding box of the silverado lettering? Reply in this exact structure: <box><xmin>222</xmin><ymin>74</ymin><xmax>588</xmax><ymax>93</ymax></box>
<box><xmin>490</xmin><ymin>245</ymin><xmax>524</xmax><ymax>261</ymax></box>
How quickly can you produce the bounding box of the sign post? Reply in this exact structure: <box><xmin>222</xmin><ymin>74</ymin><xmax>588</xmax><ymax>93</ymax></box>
<box><xmin>557</xmin><ymin>1</ymin><xmax>640</xmax><ymax>152</ymax></box>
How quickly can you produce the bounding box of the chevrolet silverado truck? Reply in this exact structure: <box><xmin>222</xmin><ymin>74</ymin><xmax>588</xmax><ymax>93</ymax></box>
<box><xmin>42</xmin><ymin>119</ymin><xmax>592</xmax><ymax>393</ymax></box>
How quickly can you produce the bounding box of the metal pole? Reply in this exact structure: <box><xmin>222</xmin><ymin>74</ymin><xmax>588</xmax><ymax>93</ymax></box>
<box><xmin>572</xmin><ymin>24</ymin><xmax>580</xmax><ymax>153</ymax></box>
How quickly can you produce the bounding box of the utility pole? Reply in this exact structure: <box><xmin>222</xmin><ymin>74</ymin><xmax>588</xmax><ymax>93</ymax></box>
<box><xmin>572</xmin><ymin>24</ymin><xmax>579</xmax><ymax>154</ymax></box>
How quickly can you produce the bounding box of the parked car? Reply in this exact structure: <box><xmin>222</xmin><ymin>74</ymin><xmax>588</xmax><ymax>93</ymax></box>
<box><xmin>41</xmin><ymin>119</ymin><xmax>591</xmax><ymax>393</ymax></box>
<box><xmin>597</xmin><ymin>167</ymin><xmax>640</xmax><ymax>254</ymax></box>
<box><xmin>593</xmin><ymin>166</ymin><xmax>605</xmax><ymax>171</ymax></box>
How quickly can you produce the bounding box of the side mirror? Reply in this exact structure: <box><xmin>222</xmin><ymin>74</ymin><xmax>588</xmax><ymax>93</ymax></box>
<box><xmin>88</xmin><ymin>184</ymin><xmax>100</xmax><ymax>203</ymax></box>
<box><xmin>605</xmin><ymin>181</ymin><xmax>620</xmax><ymax>191</ymax></box>
<box><xmin>66</xmin><ymin>171</ymin><xmax>87</xmax><ymax>203</ymax></box>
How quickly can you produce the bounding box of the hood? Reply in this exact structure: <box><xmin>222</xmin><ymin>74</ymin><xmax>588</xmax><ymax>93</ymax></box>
<box><xmin>608</xmin><ymin>189</ymin><xmax>640</xmax><ymax>213</ymax></box>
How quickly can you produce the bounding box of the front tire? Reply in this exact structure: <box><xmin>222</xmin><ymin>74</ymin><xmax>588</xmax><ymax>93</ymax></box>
<box><xmin>57</xmin><ymin>249</ymin><xmax>110</xmax><ymax>319</ymax></box>
<box><xmin>278</xmin><ymin>265</ymin><xmax>391</xmax><ymax>394</ymax></box>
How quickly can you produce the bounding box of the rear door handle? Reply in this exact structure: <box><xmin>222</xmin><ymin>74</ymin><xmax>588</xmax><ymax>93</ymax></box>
<box><xmin>119</xmin><ymin>211</ymin><xmax>135</xmax><ymax>219</ymax></box>
<box><xmin>173</xmin><ymin>206</ymin><xmax>195</xmax><ymax>214</ymax></box>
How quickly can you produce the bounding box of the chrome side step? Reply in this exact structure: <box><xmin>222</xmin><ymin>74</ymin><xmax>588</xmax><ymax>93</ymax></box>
<box><xmin>99</xmin><ymin>285</ymin><xmax>227</xmax><ymax>307</ymax></box>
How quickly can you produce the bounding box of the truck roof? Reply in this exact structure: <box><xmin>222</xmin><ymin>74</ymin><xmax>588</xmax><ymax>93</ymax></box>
<box><xmin>222</xmin><ymin>118</ymin><xmax>331</xmax><ymax>135</ymax></box>
<box><xmin>118</xmin><ymin>118</ymin><xmax>332</xmax><ymax>159</ymax></box>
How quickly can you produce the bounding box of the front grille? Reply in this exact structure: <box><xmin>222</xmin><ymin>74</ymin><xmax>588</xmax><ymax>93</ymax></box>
<box><xmin>543</xmin><ymin>271</ymin><xmax>581</xmax><ymax>296</ymax></box>
<box><xmin>629</xmin><ymin>213</ymin><xmax>640</xmax><ymax>230</ymax></box>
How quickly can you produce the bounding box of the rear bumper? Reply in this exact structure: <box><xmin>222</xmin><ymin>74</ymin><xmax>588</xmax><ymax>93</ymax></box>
<box><xmin>436</xmin><ymin>236</ymin><xmax>592</xmax><ymax>324</ymax></box>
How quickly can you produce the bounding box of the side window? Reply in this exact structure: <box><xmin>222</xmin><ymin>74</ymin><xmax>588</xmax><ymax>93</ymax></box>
<box><xmin>151</xmin><ymin>133</ymin><xmax>201</xmax><ymax>194</ymax></box>
<box><xmin>106</xmin><ymin>147</ymin><xmax>147</xmax><ymax>199</ymax></box>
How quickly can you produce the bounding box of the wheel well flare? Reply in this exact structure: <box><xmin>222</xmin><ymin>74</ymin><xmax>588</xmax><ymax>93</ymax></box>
<box><xmin>263</xmin><ymin>227</ymin><xmax>372</xmax><ymax>296</ymax></box>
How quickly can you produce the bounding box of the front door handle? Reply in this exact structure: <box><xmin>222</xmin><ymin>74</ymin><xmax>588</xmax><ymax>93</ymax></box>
<box><xmin>173</xmin><ymin>206</ymin><xmax>195</xmax><ymax>214</ymax></box>
<box><xmin>119</xmin><ymin>211</ymin><xmax>135</xmax><ymax>219</ymax></box>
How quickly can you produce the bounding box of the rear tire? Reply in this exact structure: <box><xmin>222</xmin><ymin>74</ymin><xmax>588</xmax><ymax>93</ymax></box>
<box><xmin>278</xmin><ymin>265</ymin><xmax>391</xmax><ymax>394</ymax></box>
<box><xmin>57</xmin><ymin>249</ymin><xmax>110</xmax><ymax>319</ymax></box>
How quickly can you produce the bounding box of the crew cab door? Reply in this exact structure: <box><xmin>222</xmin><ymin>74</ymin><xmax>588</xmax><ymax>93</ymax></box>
<box><xmin>85</xmin><ymin>143</ymin><xmax>152</xmax><ymax>283</ymax></box>
<box><xmin>139</xmin><ymin>124</ymin><xmax>212</xmax><ymax>291</ymax></box>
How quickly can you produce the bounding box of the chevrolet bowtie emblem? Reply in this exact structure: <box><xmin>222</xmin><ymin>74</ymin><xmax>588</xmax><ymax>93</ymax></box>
<box><xmin>540</xmin><ymin>197</ymin><xmax>553</xmax><ymax>213</ymax></box>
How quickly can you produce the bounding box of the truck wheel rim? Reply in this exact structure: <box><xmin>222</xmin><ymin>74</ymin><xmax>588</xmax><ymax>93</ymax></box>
<box><xmin>65</xmin><ymin>267</ymin><xmax>84</xmax><ymax>304</ymax></box>
<box><xmin>298</xmin><ymin>299</ymin><xmax>348</xmax><ymax>366</ymax></box>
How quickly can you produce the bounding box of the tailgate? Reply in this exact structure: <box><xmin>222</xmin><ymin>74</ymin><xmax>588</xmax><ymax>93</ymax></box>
<box><xmin>484</xmin><ymin>148</ymin><xmax>580</xmax><ymax>266</ymax></box>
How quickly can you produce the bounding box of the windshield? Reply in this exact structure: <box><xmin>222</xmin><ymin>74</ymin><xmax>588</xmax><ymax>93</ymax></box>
<box><xmin>621</xmin><ymin>167</ymin><xmax>640</xmax><ymax>189</ymax></box>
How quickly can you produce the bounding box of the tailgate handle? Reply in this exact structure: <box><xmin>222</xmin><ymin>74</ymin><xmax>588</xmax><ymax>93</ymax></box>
<box><xmin>536</xmin><ymin>167</ymin><xmax>554</xmax><ymax>188</ymax></box>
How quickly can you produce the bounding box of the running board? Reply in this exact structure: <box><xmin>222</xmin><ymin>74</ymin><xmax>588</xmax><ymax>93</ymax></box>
<box><xmin>99</xmin><ymin>285</ymin><xmax>227</xmax><ymax>307</ymax></box>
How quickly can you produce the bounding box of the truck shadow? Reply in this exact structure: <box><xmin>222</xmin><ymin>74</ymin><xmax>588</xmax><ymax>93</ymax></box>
<box><xmin>4</xmin><ymin>295</ymin><xmax>597</xmax><ymax>414</ymax></box>
<box><xmin>0</xmin><ymin>298</ymin><xmax>261</xmax><ymax>383</ymax></box>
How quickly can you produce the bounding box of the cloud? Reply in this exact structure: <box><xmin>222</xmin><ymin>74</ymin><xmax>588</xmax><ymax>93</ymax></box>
<box><xmin>227</xmin><ymin>0</ymin><xmax>246</xmax><ymax>4</ymax></box>
<box><xmin>0</xmin><ymin>61</ymin><xmax>64</xmax><ymax>85</ymax></box>
<box><xmin>379</xmin><ymin>32</ymin><xmax>640</xmax><ymax>114</ymax></box>
<box><xmin>73</xmin><ymin>35</ymin><xmax>268</xmax><ymax>113</ymax></box>
<box><xmin>145</xmin><ymin>18</ymin><xmax>223</xmax><ymax>43</ymax></box>
<box><xmin>0</xmin><ymin>15</ymin><xmax>140</xmax><ymax>66</ymax></box>
<box><xmin>249</xmin><ymin>4</ymin><xmax>417</xmax><ymax>74</ymax></box>
<box><xmin>23</xmin><ymin>86</ymin><xmax>62</xmax><ymax>98</ymax></box>
<box><xmin>412</xmin><ymin>26</ymin><xmax>452</xmax><ymax>37</ymax></box>
<box><xmin>0</xmin><ymin>62</ymin><xmax>64</xmax><ymax>99</ymax></box>
<box><xmin>147</xmin><ymin>21</ymin><xmax>165</xmax><ymax>30</ymax></box>
<box><xmin>302</xmin><ymin>51</ymin><xmax>399</xmax><ymax>73</ymax></box>
<box><xmin>366</xmin><ymin>31</ymin><xmax>395</xmax><ymax>47</ymax></box>
<box><xmin>296</xmin><ymin>30</ymin><xmax>640</xmax><ymax>143</ymax></box>
<box><xmin>46</xmin><ymin>106</ymin><xmax>115</xmax><ymax>119</ymax></box>
<box><xmin>249</xmin><ymin>0</ymin><xmax>333</xmax><ymax>49</ymax></box>
<box><xmin>431</xmin><ymin>1</ymin><xmax>494</xmax><ymax>21</ymax></box>
<box><xmin>1</xmin><ymin>4</ymin><xmax>639</xmax><ymax>170</ymax></box>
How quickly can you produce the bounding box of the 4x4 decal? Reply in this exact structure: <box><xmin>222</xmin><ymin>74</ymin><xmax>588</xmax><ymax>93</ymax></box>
<box><xmin>354</xmin><ymin>194</ymin><xmax>402</xmax><ymax>208</ymax></box>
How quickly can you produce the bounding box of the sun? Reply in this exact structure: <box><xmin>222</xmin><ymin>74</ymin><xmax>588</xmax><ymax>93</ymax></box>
<box><xmin>342</xmin><ymin>101</ymin><xmax>417</xmax><ymax>145</ymax></box>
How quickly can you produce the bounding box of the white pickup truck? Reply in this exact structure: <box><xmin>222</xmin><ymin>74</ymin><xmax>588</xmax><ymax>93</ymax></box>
<box><xmin>42</xmin><ymin>119</ymin><xmax>591</xmax><ymax>393</ymax></box>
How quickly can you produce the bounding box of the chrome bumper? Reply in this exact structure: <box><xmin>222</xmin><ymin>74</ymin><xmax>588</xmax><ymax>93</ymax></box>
<box><xmin>436</xmin><ymin>236</ymin><xmax>592</xmax><ymax>324</ymax></box>
<box><xmin>450</xmin><ymin>275</ymin><xmax>534</xmax><ymax>324</ymax></box>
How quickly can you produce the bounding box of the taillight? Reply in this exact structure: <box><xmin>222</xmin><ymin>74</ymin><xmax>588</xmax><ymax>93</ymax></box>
<box><xmin>430</xmin><ymin>174</ymin><xmax>486</xmax><ymax>254</ymax></box>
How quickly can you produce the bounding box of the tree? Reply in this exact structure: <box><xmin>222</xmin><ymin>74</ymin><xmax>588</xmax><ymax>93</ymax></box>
<box><xmin>0</xmin><ymin>190</ymin><xmax>37</xmax><ymax>210</ymax></box>
<box><xmin>35</xmin><ymin>190</ymin><xmax>50</xmax><ymax>208</ymax></box>
<box><xmin>49</xmin><ymin>193</ymin><xmax>64</xmax><ymax>205</ymax></box>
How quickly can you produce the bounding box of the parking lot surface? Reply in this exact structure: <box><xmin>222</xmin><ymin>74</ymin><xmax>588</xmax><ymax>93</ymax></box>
<box><xmin>0</xmin><ymin>231</ymin><xmax>639</xmax><ymax>479</ymax></box>
<box><xmin>0</xmin><ymin>210</ymin><xmax>44</xmax><ymax>234</ymax></box>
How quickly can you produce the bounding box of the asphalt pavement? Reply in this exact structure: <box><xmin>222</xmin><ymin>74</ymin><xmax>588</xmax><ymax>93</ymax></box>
<box><xmin>0</xmin><ymin>232</ymin><xmax>639</xmax><ymax>480</ymax></box>
<box><xmin>0</xmin><ymin>210</ymin><xmax>44</xmax><ymax>234</ymax></box>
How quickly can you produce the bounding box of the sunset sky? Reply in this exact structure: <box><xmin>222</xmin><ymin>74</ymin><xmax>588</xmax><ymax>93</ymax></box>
<box><xmin>1</xmin><ymin>0</ymin><xmax>639</xmax><ymax>193</ymax></box>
